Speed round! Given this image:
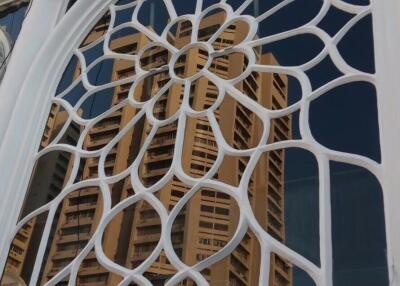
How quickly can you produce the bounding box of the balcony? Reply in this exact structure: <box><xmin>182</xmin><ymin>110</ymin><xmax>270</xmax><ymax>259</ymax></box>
<box><xmin>63</xmin><ymin>217</ymin><xmax>94</xmax><ymax>228</ymax></box>
<box><xmin>90</xmin><ymin>123</ymin><xmax>120</xmax><ymax>134</ymax></box>
<box><xmin>56</xmin><ymin>233</ymin><xmax>91</xmax><ymax>244</ymax></box>
<box><xmin>148</xmin><ymin>137</ymin><xmax>176</xmax><ymax>149</ymax></box>
<box><xmin>137</xmin><ymin>217</ymin><xmax>161</xmax><ymax>226</ymax></box>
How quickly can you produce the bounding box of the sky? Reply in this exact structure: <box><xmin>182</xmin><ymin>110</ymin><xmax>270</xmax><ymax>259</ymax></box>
<box><xmin>0</xmin><ymin>1</ymin><xmax>388</xmax><ymax>285</ymax></box>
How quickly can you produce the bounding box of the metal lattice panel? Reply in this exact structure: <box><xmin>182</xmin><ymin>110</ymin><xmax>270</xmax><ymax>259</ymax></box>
<box><xmin>0</xmin><ymin>0</ymin><xmax>386</xmax><ymax>285</ymax></box>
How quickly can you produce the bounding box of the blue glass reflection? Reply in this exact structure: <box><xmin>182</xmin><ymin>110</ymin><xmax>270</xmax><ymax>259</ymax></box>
<box><xmin>331</xmin><ymin>162</ymin><xmax>388</xmax><ymax>286</ymax></box>
<box><xmin>52</xmin><ymin>1</ymin><xmax>387</xmax><ymax>285</ymax></box>
<box><xmin>0</xmin><ymin>4</ymin><xmax>28</xmax><ymax>41</ymax></box>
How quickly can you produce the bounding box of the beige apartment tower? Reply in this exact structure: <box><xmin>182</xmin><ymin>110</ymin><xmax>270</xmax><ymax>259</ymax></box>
<box><xmin>5</xmin><ymin>11</ymin><xmax>292</xmax><ymax>286</ymax></box>
<box><xmin>2</xmin><ymin>105</ymin><xmax>80</xmax><ymax>285</ymax></box>
<box><xmin>124</xmin><ymin>14</ymin><xmax>292</xmax><ymax>286</ymax></box>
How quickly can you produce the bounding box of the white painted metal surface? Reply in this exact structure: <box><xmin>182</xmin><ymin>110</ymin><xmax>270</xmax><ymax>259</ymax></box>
<box><xmin>0</xmin><ymin>0</ymin><xmax>398</xmax><ymax>285</ymax></box>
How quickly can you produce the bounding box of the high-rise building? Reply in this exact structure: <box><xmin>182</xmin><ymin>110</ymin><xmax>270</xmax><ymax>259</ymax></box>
<box><xmin>11</xmin><ymin>11</ymin><xmax>292</xmax><ymax>286</ymax></box>
<box><xmin>1</xmin><ymin>105</ymin><xmax>80</xmax><ymax>286</ymax></box>
<box><xmin>122</xmin><ymin>14</ymin><xmax>293</xmax><ymax>286</ymax></box>
<box><xmin>39</xmin><ymin>22</ymin><xmax>150</xmax><ymax>286</ymax></box>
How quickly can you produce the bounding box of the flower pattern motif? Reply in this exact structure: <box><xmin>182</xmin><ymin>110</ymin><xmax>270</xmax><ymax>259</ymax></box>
<box><xmin>6</xmin><ymin>0</ymin><xmax>383</xmax><ymax>286</ymax></box>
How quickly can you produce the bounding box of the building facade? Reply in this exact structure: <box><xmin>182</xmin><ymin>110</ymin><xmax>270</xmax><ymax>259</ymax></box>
<box><xmin>2</xmin><ymin>105</ymin><xmax>80</xmax><ymax>285</ymax></box>
<box><xmin>5</xmin><ymin>11</ymin><xmax>291</xmax><ymax>286</ymax></box>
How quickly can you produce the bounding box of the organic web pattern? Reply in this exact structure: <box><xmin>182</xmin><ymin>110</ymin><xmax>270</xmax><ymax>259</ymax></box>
<box><xmin>7</xmin><ymin>0</ymin><xmax>382</xmax><ymax>285</ymax></box>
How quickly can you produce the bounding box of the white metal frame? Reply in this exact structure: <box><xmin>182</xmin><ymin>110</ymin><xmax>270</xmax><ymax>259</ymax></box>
<box><xmin>0</xmin><ymin>0</ymin><xmax>398</xmax><ymax>285</ymax></box>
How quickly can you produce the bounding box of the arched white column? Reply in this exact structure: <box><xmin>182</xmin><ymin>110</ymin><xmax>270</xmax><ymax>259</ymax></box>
<box><xmin>0</xmin><ymin>0</ymin><xmax>110</xmax><ymax>274</ymax></box>
<box><xmin>0</xmin><ymin>0</ymin><xmax>398</xmax><ymax>284</ymax></box>
<box><xmin>372</xmin><ymin>0</ymin><xmax>400</xmax><ymax>284</ymax></box>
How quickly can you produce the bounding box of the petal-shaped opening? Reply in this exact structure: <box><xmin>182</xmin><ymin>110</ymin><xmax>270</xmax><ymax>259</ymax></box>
<box><xmin>256</xmin><ymin>34</ymin><xmax>325</xmax><ymax>68</ymax></box>
<box><xmin>139</xmin><ymin>121</ymin><xmax>177</xmax><ymax>188</ymax></box>
<box><xmin>1</xmin><ymin>214</ymin><xmax>48</xmax><ymax>286</ymax></box>
<box><xmin>209</xmin><ymin>51</ymin><xmax>249</xmax><ymax>80</ymax></box>
<box><xmin>132</xmin><ymin>70</ymin><xmax>171</xmax><ymax>103</ymax></box>
<box><xmin>140</xmin><ymin>44</ymin><xmax>171</xmax><ymax>71</ymax></box>
<box><xmin>137</xmin><ymin>0</ymin><xmax>171</xmax><ymax>36</ymax></box>
<box><xmin>198</xmin><ymin>8</ymin><xmax>227</xmax><ymax>42</ymax></box>
<box><xmin>250</xmin><ymin>148</ymin><xmax>320</xmax><ymax>266</ymax></box>
<box><xmin>86</xmin><ymin>105</ymin><xmax>145</xmax><ymax>176</ymax></box>
<box><xmin>96</xmin><ymin>107</ymin><xmax>142</xmax><ymax>177</ymax></box>
<box><xmin>172</xmin><ymin>187</ymin><xmax>239</xmax><ymax>267</ymax></box>
<box><xmin>218</xmin><ymin>93</ymin><xmax>264</xmax><ymax>150</ymax></box>
<box><xmin>167</xmin><ymin>19</ymin><xmax>193</xmax><ymax>49</ymax></box>
<box><xmin>41</xmin><ymin>187</ymin><xmax>104</xmax><ymax>284</ymax></box>
<box><xmin>174</xmin><ymin>46</ymin><xmax>209</xmax><ymax>79</ymax></box>
<box><xmin>84</xmin><ymin>106</ymin><xmax>142</xmax><ymax>180</ymax></box>
<box><xmin>152</xmin><ymin>82</ymin><xmax>184</xmax><ymax>120</ymax></box>
<box><xmin>189</xmin><ymin>76</ymin><xmax>220</xmax><ymax>112</ymax></box>
<box><xmin>309</xmin><ymin>81</ymin><xmax>381</xmax><ymax>162</ymax></box>
<box><xmin>330</xmin><ymin>162</ymin><xmax>388</xmax><ymax>285</ymax></box>
<box><xmin>210</xmin><ymin>19</ymin><xmax>250</xmax><ymax>50</ymax></box>
<box><xmin>183</xmin><ymin>117</ymin><xmax>219</xmax><ymax>179</ymax></box>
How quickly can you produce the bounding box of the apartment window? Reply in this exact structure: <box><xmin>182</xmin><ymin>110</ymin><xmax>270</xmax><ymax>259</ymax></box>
<box><xmin>215</xmin><ymin>207</ymin><xmax>229</xmax><ymax>216</ymax></box>
<box><xmin>69</xmin><ymin>194</ymin><xmax>98</xmax><ymax>206</ymax></box>
<box><xmin>171</xmin><ymin>190</ymin><xmax>185</xmax><ymax>198</ymax></box>
<box><xmin>10</xmin><ymin>244</ymin><xmax>23</xmax><ymax>255</ymax></box>
<box><xmin>199</xmin><ymin>221</ymin><xmax>212</xmax><ymax>229</ymax></box>
<box><xmin>214</xmin><ymin>223</ymin><xmax>229</xmax><ymax>231</ymax></box>
<box><xmin>200</xmin><ymin>205</ymin><xmax>214</xmax><ymax>213</ymax></box>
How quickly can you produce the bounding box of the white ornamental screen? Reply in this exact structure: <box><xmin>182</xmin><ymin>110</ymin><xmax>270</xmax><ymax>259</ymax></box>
<box><xmin>0</xmin><ymin>0</ymin><xmax>397</xmax><ymax>286</ymax></box>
